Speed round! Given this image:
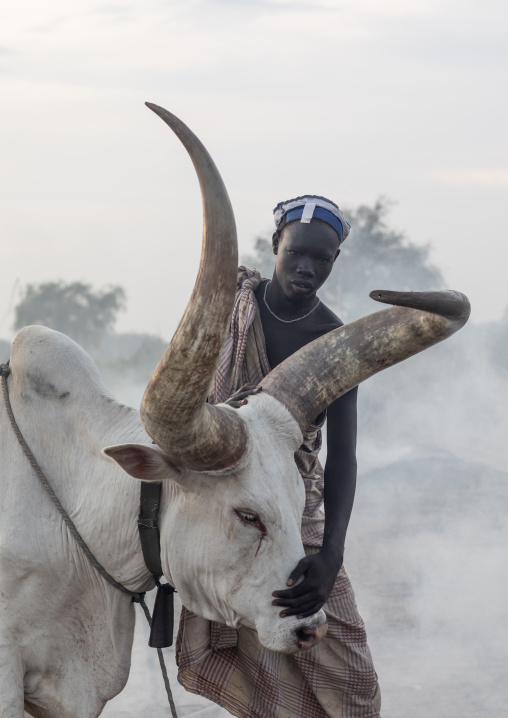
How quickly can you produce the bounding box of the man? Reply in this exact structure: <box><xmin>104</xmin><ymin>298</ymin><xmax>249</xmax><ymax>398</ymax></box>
<box><xmin>176</xmin><ymin>196</ymin><xmax>381</xmax><ymax>718</ymax></box>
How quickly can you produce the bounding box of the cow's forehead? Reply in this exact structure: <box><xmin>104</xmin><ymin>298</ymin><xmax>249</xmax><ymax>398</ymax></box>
<box><xmin>186</xmin><ymin>393</ymin><xmax>303</xmax><ymax>497</ymax></box>
<box><xmin>167</xmin><ymin>394</ymin><xmax>306</xmax><ymax>542</ymax></box>
<box><xmin>238</xmin><ymin>392</ymin><xmax>302</xmax><ymax>451</ymax></box>
<box><xmin>222</xmin><ymin>392</ymin><xmax>304</xmax><ymax>495</ymax></box>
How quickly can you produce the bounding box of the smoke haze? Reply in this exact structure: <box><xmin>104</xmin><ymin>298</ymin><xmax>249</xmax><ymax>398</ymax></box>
<box><xmin>96</xmin><ymin>247</ymin><xmax>508</xmax><ymax>717</ymax></box>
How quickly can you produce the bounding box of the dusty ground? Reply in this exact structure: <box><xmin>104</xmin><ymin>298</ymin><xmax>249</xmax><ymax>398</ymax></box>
<box><xmin>103</xmin><ymin>593</ymin><xmax>228</xmax><ymax>718</ymax></box>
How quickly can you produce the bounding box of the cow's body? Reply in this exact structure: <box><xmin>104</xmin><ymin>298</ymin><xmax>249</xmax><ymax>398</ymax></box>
<box><xmin>0</xmin><ymin>327</ymin><xmax>150</xmax><ymax>717</ymax></box>
<box><xmin>0</xmin><ymin>325</ymin><xmax>316</xmax><ymax>718</ymax></box>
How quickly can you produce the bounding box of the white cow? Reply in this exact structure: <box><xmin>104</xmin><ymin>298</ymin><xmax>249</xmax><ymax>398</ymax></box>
<box><xmin>0</xmin><ymin>105</ymin><xmax>470</xmax><ymax>718</ymax></box>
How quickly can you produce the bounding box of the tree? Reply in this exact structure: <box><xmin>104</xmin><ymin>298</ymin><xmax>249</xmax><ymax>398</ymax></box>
<box><xmin>14</xmin><ymin>281</ymin><xmax>126</xmax><ymax>351</ymax></box>
<box><xmin>242</xmin><ymin>198</ymin><xmax>444</xmax><ymax>322</ymax></box>
<box><xmin>242</xmin><ymin>235</ymin><xmax>278</xmax><ymax>282</ymax></box>
<box><xmin>331</xmin><ymin>198</ymin><xmax>444</xmax><ymax>321</ymax></box>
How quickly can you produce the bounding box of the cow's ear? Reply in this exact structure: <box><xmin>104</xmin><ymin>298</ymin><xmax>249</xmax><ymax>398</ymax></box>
<box><xmin>103</xmin><ymin>444</ymin><xmax>182</xmax><ymax>482</ymax></box>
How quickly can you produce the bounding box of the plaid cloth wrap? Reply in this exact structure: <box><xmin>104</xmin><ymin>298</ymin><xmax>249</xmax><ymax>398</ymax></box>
<box><xmin>177</xmin><ymin>267</ymin><xmax>381</xmax><ymax>718</ymax></box>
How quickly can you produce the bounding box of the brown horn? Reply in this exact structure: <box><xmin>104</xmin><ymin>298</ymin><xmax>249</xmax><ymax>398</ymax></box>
<box><xmin>260</xmin><ymin>290</ymin><xmax>470</xmax><ymax>433</ymax></box>
<box><xmin>140</xmin><ymin>104</ymin><xmax>247</xmax><ymax>471</ymax></box>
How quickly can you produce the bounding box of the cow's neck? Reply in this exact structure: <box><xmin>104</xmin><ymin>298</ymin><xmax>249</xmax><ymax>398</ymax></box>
<box><xmin>63</xmin><ymin>401</ymin><xmax>154</xmax><ymax>593</ymax></box>
<box><xmin>11</xmin><ymin>378</ymin><xmax>153</xmax><ymax>594</ymax></box>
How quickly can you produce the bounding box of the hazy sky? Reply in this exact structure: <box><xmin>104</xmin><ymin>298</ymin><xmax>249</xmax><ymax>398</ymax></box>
<box><xmin>1</xmin><ymin>0</ymin><xmax>507</xmax><ymax>339</ymax></box>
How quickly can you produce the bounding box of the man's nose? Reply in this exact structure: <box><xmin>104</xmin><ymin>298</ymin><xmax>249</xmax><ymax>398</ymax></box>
<box><xmin>296</xmin><ymin>260</ymin><xmax>314</xmax><ymax>276</ymax></box>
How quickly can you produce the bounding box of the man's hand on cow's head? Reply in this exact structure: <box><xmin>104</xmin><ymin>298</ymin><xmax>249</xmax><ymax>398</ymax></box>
<box><xmin>271</xmin><ymin>551</ymin><xmax>342</xmax><ymax>619</ymax></box>
<box><xmin>225</xmin><ymin>384</ymin><xmax>262</xmax><ymax>409</ymax></box>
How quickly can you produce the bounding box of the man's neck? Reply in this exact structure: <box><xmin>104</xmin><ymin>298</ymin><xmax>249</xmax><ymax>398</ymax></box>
<box><xmin>265</xmin><ymin>274</ymin><xmax>318</xmax><ymax>320</ymax></box>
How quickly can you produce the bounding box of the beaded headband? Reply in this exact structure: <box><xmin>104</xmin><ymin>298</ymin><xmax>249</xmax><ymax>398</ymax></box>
<box><xmin>273</xmin><ymin>195</ymin><xmax>351</xmax><ymax>244</ymax></box>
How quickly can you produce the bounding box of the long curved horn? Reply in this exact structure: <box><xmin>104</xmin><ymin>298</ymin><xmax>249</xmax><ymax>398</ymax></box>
<box><xmin>140</xmin><ymin>104</ymin><xmax>247</xmax><ymax>472</ymax></box>
<box><xmin>260</xmin><ymin>289</ymin><xmax>470</xmax><ymax>433</ymax></box>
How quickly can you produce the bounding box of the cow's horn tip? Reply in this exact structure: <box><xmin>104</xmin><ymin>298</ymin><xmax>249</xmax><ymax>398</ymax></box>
<box><xmin>369</xmin><ymin>290</ymin><xmax>391</xmax><ymax>303</ymax></box>
<box><xmin>145</xmin><ymin>102</ymin><xmax>168</xmax><ymax>118</ymax></box>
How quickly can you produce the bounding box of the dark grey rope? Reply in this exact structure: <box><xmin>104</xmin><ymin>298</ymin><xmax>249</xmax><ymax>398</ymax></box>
<box><xmin>0</xmin><ymin>363</ymin><xmax>178</xmax><ymax>718</ymax></box>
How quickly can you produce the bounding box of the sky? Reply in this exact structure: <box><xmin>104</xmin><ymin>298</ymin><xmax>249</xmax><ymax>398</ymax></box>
<box><xmin>1</xmin><ymin>0</ymin><xmax>507</xmax><ymax>340</ymax></box>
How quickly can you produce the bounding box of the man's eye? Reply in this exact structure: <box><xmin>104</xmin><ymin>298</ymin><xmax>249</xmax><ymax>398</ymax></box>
<box><xmin>288</xmin><ymin>250</ymin><xmax>300</xmax><ymax>256</ymax></box>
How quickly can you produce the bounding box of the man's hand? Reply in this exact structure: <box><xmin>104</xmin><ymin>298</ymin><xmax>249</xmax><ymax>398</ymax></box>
<box><xmin>225</xmin><ymin>384</ymin><xmax>262</xmax><ymax>409</ymax></box>
<box><xmin>271</xmin><ymin>551</ymin><xmax>342</xmax><ymax>618</ymax></box>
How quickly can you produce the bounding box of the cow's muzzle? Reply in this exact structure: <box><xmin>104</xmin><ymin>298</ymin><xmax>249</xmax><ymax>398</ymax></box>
<box><xmin>295</xmin><ymin>622</ymin><xmax>329</xmax><ymax>650</ymax></box>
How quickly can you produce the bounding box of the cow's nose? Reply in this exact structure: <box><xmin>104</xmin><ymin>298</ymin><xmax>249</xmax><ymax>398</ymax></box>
<box><xmin>295</xmin><ymin>622</ymin><xmax>328</xmax><ymax>650</ymax></box>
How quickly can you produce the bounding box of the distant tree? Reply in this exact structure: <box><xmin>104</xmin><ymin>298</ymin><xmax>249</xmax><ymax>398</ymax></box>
<box><xmin>14</xmin><ymin>281</ymin><xmax>126</xmax><ymax>350</ymax></box>
<box><xmin>242</xmin><ymin>236</ymin><xmax>277</xmax><ymax>281</ymax></box>
<box><xmin>242</xmin><ymin>198</ymin><xmax>444</xmax><ymax>322</ymax></box>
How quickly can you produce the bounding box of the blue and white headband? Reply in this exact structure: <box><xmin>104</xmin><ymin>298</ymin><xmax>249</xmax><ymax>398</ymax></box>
<box><xmin>273</xmin><ymin>195</ymin><xmax>351</xmax><ymax>244</ymax></box>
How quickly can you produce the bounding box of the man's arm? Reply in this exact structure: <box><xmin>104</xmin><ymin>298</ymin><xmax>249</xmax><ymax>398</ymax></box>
<box><xmin>272</xmin><ymin>387</ymin><xmax>358</xmax><ymax>619</ymax></box>
<box><xmin>321</xmin><ymin>386</ymin><xmax>358</xmax><ymax>567</ymax></box>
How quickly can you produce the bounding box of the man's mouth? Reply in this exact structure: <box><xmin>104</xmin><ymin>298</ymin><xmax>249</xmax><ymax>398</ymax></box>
<box><xmin>291</xmin><ymin>280</ymin><xmax>314</xmax><ymax>290</ymax></box>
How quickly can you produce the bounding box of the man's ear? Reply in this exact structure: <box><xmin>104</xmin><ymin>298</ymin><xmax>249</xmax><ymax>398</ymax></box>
<box><xmin>103</xmin><ymin>443</ymin><xmax>183</xmax><ymax>482</ymax></box>
<box><xmin>272</xmin><ymin>230</ymin><xmax>280</xmax><ymax>255</ymax></box>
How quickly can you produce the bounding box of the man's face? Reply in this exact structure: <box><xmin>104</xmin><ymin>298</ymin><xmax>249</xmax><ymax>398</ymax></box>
<box><xmin>273</xmin><ymin>220</ymin><xmax>340</xmax><ymax>302</ymax></box>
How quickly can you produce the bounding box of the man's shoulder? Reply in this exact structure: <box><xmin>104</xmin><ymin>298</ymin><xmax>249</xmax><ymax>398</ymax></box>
<box><xmin>237</xmin><ymin>266</ymin><xmax>264</xmax><ymax>292</ymax></box>
<box><xmin>314</xmin><ymin>301</ymin><xmax>344</xmax><ymax>331</ymax></box>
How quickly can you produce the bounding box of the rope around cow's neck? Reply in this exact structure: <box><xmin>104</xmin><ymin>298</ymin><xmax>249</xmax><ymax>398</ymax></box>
<box><xmin>0</xmin><ymin>363</ymin><xmax>178</xmax><ymax>718</ymax></box>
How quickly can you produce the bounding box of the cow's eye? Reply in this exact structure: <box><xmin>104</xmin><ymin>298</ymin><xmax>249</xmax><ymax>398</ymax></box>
<box><xmin>239</xmin><ymin>511</ymin><xmax>257</xmax><ymax>522</ymax></box>
<box><xmin>235</xmin><ymin>509</ymin><xmax>266</xmax><ymax>535</ymax></box>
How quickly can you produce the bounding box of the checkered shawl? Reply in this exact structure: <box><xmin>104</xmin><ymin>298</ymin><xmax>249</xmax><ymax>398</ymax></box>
<box><xmin>176</xmin><ymin>268</ymin><xmax>381</xmax><ymax>718</ymax></box>
<box><xmin>208</xmin><ymin>267</ymin><xmax>270</xmax><ymax>405</ymax></box>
